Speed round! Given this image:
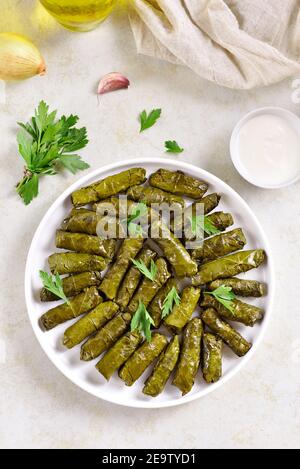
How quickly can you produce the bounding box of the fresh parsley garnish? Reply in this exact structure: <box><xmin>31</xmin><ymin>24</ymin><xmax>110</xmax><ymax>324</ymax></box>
<box><xmin>39</xmin><ymin>270</ymin><xmax>70</xmax><ymax>304</ymax></box>
<box><xmin>190</xmin><ymin>215</ymin><xmax>221</xmax><ymax>237</ymax></box>
<box><xmin>131</xmin><ymin>258</ymin><xmax>157</xmax><ymax>281</ymax></box>
<box><xmin>161</xmin><ymin>287</ymin><xmax>181</xmax><ymax>319</ymax></box>
<box><xmin>131</xmin><ymin>301</ymin><xmax>155</xmax><ymax>342</ymax></box>
<box><xmin>205</xmin><ymin>286</ymin><xmax>236</xmax><ymax>313</ymax></box>
<box><xmin>16</xmin><ymin>101</ymin><xmax>89</xmax><ymax>205</ymax></box>
<box><xmin>165</xmin><ymin>140</ymin><xmax>184</xmax><ymax>154</ymax></box>
<box><xmin>127</xmin><ymin>202</ymin><xmax>148</xmax><ymax>238</ymax></box>
<box><xmin>139</xmin><ymin>108</ymin><xmax>161</xmax><ymax>132</ymax></box>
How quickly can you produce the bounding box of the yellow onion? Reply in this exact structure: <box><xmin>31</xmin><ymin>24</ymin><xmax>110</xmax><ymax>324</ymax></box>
<box><xmin>0</xmin><ymin>33</ymin><xmax>46</xmax><ymax>81</ymax></box>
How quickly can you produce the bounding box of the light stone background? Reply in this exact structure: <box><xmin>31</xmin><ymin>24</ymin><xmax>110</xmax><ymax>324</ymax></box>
<box><xmin>0</xmin><ymin>0</ymin><xmax>300</xmax><ymax>450</ymax></box>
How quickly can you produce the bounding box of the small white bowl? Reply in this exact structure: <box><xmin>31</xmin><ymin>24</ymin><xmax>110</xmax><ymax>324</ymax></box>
<box><xmin>230</xmin><ymin>107</ymin><xmax>300</xmax><ymax>189</ymax></box>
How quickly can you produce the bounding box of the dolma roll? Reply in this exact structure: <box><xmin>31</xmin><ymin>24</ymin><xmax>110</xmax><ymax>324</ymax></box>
<box><xmin>127</xmin><ymin>184</ymin><xmax>184</xmax><ymax>208</ymax></box>
<box><xmin>202</xmin><ymin>333</ymin><xmax>223</xmax><ymax>384</ymax></box>
<box><xmin>92</xmin><ymin>197</ymin><xmax>136</xmax><ymax>215</ymax></box>
<box><xmin>151</xmin><ymin>219</ymin><xmax>198</xmax><ymax>277</ymax></box>
<box><xmin>191</xmin><ymin>228</ymin><xmax>247</xmax><ymax>263</ymax></box>
<box><xmin>172</xmin><ymin>193</ymin><xmax>221</xmax><ymax>235</ymax></box>
<box><xmin>40</xmin><ymin>271</ymin><xmax>101</xmax><ymax>302</ymax></box>
<box><xmin>55</xmin><ymin>230</ymin><xmax>116</xmax><ymax>258</ymax></box>
<box><xmin>96</xmin><ymin>331</ymin><xmax>142</xmax><ymax>381</ymax></box>
<box><xmin>184</xmin><ymin>211</ymin><xmax>234</xmax><ymax>241</ymax></box>
<box><xmin>164</xmin><ymin>286</ymin><xmax>201</xmax><ymax>332</ymax></box>
<box><xmin>40</xmin><ymin>286</ymin><xmax>103</xmax><ymax>331</ymax></box>
<box><xmin>63</xmin><ymin>301</ymin><xmax>119</xmax><ymax>349</ymax></box>
<box><xmin>143</xmin><ymin>335</ymin><xmax>180</xmax><ymax>397</ymax></box>
<box><xmin>149</xmin><ymin>169</ymin><xmax>208</xmax><ymax>199</ymax></box>
<box><xmin>192</xmin><ymin>249</ymin><xmax>266</xmax><ymax>285</ymax></box>
<box><xmin>80</xmin><ymin>312</ymin><xmax>131</xmax><ymax>361</ymax></box>
<box><xmin>116</xmin><ymin>247</ymin><xmax>157</xmax><ymax>310</ymax></box>
<box><xmin>172</xmin><ymin>318</ymin><xmax>203</xmax><ymax>396</ymax></box>
<box><xmin>99</xmin><ymin>238</ymin><xmax>144</xmax><ymax>300</ymax></box>
<box><xmin>48</xmin><ymin>252</ymin><xmax>109</xmax><ymax>275</ymax></box>
<box><xmin>208</xmin><ymin>278</ymin><xmax>266</xmax><ymax>297</ymax></box>
<box><xmin>148</xmin><ymin>278</ymin><xmax>178</xmax><ymax>328</ymax></box>
<box><xmin>71</xmin><ymin>168</ymin><xmax>147</xmax><ymax>206</ymax></box>
<box><xmin>201</xmin><ymin>293</ymin><xmax>264</xmax><ymax>327</ymax></box>
<box><xmin>61</xmin><ymin>210</ymin><xmax>100</xmax><ymax>235</ymax></box>
<box><xmin>127</xmin><ymin>258</ymin><xmax>171</xmax><ymax>315</ymax></box>
<box><xmin>119</xmin><ymin>333</ymin><xmax>168</xmax><ymax>386</ymax></box>
<box><xmin>201</xmin><ymin>308</ymin><xmax>252</xmax><ymax>357</ymax></box>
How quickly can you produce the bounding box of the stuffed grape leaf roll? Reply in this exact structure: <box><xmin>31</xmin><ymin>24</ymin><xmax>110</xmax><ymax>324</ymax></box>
<box><xmin>172</xmin><ymin>318</ymin><xmax>203</xmax><ymax>395</ymax></box>
<box><xmin>148</xmin><ymin>278</ymin><xmax>178</xmax><ymax>328</ymax></box>
<box><xmin>127</xmin><ymin>184</ymin><xmax>184</xmax><ymax>208</ymax></box>
<box><xmin>191</xmin><ymin>228</ymin><xmax>246</xmax><ymax>263</ymax></box>
<box><xmin>127</xmin><ymin>258</ymin><xmax>171</xmax><ymax>315</ymax></box>
<box><xmin>99</xmin><ymin>238</ymin><xmax>144</xmax><ymax>300</ymax></box>
<box><xmin>71</xmin><ymin>168</ymin><xmax>147</xmax><ymax>206</ymax></box>
<box><xmin>40</xmin><ymin>271</ymin><xmax>101</xmax><ymax>302</ymax></box>
<box><xmin>192</xmin><ymin>249</ymin><xmax>266</xmax><ymax>285</ymax></box>
<box><xmin>119</xmin><ymin>333</ymin><xmax>168</xmax><ymax>386</ymax></box>
<box><xmin>55</xmin><ymin>230</ymin><xmax>116</xmax><ymax>258</ymax></box>
<box><xmin>96</xmin><ymin>331</ymin><xmax>142</xmax><ymax>381</ymax></box>
<box><xmin>164</xmin><ymin>286</ymin><xmax>201</xmax><ymax>332</ymax></box>
<box><xmin>40</xmin><ymin>286</ymin><xmax>103</xmax><ymax>331</ymax></box>
<box><xmin>208</xmin><ymin>278</ymin><xmax>266</xmax><ymax>297</ymax></box>
<box><xmin>151</xmin><ymin>219</ymin><xmax>198</xmax><ymax>277</ymax></box>
<box><xmin>201</xmin><ymin>293</ymin><xmax>264</xmax><ymax>327</ymax></box>
<box><xmin>202</xmin><ymin>333</ymin><xmax>223</xmax><ymax>384</ymax></box>
<box><xmin>116</xmin><ymin>247</ymin><xmax>157</xmax><ymax>310</ymax></box>
<box><xmin>48</xmin><ymin>252</ymin><xmax>109</xmax><ymax>275</ymax></box>
<box><xmin>63</xmin><ymin>301</ymin><xmax>119</xmax><ymax>348</ymax></box>
<box><xmin>149</xmin><ymin>169</ymin><xmax>208</xmax><ymax>199</ymax></box>
<box><xmin>80</xmin><ymin>312</ymin><xmax>131</xmax><ymax>361</ymax></box>
<box><xmin>143</xmin><ymin>335</ymin><xmax>180</xmax><ymax>397</ymax></box>
<box><xmin>201</xmin><ymin>308</ymin><xmax>252</xmax><ymax>357</ymax></box>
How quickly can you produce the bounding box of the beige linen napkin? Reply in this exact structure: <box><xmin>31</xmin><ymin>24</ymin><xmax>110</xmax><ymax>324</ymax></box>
<box><xmin>129</xmin><ymin>0</ymin><xmax>300</xmax><ymax>89</ymax></box>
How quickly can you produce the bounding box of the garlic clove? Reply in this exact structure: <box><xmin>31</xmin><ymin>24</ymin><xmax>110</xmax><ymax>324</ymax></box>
<box><xmin>0</xmin><ymin>33</ymin><xmax>46</xmax><ymax>81</ymax></box>
<box><xmin>97</xmin><ymin>72</ymin><xmax>130</xmax><ymax>95</ymax></box>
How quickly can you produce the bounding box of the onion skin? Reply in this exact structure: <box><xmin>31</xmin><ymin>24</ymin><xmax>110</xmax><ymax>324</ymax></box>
<box><xmin>0</xmin><ymin>33</ymin><xmax>46</xmax><ymax>81</ymax></box>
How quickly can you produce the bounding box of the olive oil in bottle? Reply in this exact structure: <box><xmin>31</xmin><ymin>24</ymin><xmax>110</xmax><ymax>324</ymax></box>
<box><xmin>39</xmin><ymin>0</ymin><xmax>118</xmax><ymax>32</ymax></box>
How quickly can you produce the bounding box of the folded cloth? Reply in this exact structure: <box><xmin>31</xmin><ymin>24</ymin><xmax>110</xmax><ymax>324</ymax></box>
<box><xmin>129</xmin><ymin>0</ymin><xmax>300</xmax><ymax>89</ymax></box>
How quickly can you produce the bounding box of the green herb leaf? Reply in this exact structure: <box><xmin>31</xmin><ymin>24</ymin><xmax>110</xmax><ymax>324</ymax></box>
<box><xmin>165</xmin><ymin>140</ymin><xmax>184</xmax><ymax>154</ymax></box>
<box><xmin>131</xmin><ymin>301</ymin><xmax>155</xmax><ymax>342</ymax></box>
<box><xmin>59</xmin><ymin>154</ymin><xmax>90</xmax><ymax>174</ymax></box>
<box><xmin>16</xmin><ymin>173</ymin><xmax>39</xmax><ymax>206</ymax></box>
<box><xmin>127</xmin><ymin>202</ymin><xmax>148</xmax><ymax>238</ymax></box>
<box><xmin>16</xmin><ymin>101</ymin><xmax>89</xmax><ymax>205</ymax></box>
<box><xmin>190</xmin><ymin>215</ymin><xmax>221</xmax><ymax>237</ymax></box>
<box><xmin>161</xmin><ymin>286</ymin><xmax>181</xmax><ymax>319</ymax></box>
<box><xmin>39</xmin><ymin>270</ymin><xmax>70</xmax><ymax>304</ymax></box>
<box><xmin>205</xmin><ymin>285</ymin><xmax>236</xmax><ymax>313</ymax></box>
<box><xmin>139</xmin><ymin>108</ymin><xmax>161</xmax><ymax>132</ymax></box>
<box><xmin>131</xmin><ymin>258</ymin><xmax>157</xmax><ymax>281</ymax></box>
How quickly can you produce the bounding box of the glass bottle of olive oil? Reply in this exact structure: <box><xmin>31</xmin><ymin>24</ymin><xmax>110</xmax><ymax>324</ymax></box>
<box><xmin>39</xmin><ymin>0</ymin><xmax>118</xmax><ymax>32</ymax></box>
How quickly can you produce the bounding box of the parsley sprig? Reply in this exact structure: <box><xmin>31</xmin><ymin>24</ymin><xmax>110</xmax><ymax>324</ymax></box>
<box><xmin>190</xmin><ymin>215</ymin><xmax>221</xmax><ymax>237</ymax></box>
<box><xmin>165</xmin><ymin>140</ymin><xmax>184</xmax><ymax>154</ymax></box>
<box><xmin>126</xmin><ymin>202</ymin><xmax>148</xmax><ymax>237</ymax></box>
<box><xmin>139</xmin><ymin>108</ymin><xmax>162</xmax><ymax>132</ymax></box>
<box><xmin>131</xmin><ymin>301</ymin><xmax>155</xmax><ymax>342</ymax></box>
<box><xmin>131</xmin><ymin>258</ymin><xmax>157</xmax><ymax>281</ymax></box>
<box><xmin>39</xmin><ymin>270</ymin><xmax>70</xmax><ymax>304</ymax></box>
<box><xmin>161</xmin><ymin>287</ymin><xmax>181</xmax><ymax>319</ymax></box>
<box><xmin>16</xmin><ymin>101</ymin><xmax>89</xmax><ymax>205</ymax></box>
<box><xmin>205</xmin><ymin>285</ymin><xmax>236</xmax><ymax>313</ymax></box>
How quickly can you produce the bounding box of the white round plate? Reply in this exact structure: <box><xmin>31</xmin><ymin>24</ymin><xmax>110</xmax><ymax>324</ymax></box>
<box><xmin>25</xmin><ymin>158</ymin><xmax>275</xmax><ymax>408</ymax></box>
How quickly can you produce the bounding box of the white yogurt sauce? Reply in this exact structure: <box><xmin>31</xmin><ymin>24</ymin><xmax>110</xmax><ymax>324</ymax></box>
<box><xmin>237</xmin><ymin>114</ymin><xmax>300</xmax><ymax>187</ymax></box>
